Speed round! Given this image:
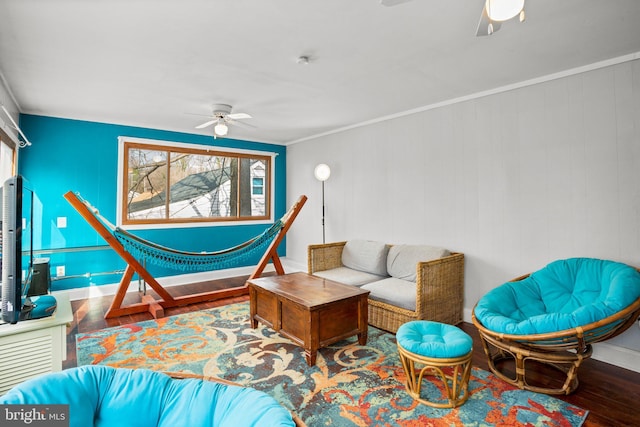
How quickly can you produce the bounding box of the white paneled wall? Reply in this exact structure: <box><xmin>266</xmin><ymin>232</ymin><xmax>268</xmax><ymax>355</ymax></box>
<box><xmin>286</xmin><ymin>58</ymin><xmax>640</xmax><ymax>370</ymax></box>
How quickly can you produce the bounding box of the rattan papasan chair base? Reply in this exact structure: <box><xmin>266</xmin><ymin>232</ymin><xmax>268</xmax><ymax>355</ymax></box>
<box><xmin>472</xmin><ymin>258</ymin><xmax>640</xmax><ymax>395</ymax></box>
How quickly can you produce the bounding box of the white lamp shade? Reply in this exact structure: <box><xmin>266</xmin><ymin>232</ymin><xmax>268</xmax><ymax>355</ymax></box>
<box><xmin>485</xmin><ymin>0</ymin><xmax>524</xmax><ymax>22</ymax></box>
<box><xmin>214</xmin><ymin>122</ymin><xmax>228</xmax><ymax>136</ymax></box>
<box><xmin>314</xmin><ymin>163</ymin><xmax>331</xmax><ymax>181</ymax></box>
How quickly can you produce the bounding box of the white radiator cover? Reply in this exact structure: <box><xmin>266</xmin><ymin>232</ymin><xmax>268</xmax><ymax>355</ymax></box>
<box><xmin>0</xmin><ymin>294</ymin><xmax>72</xmax><ymax>395</ymax></box>
<box><xmin>0</xmin><ymin>329</ymin><xmax>59</xmax><ymax>394</ymax></box>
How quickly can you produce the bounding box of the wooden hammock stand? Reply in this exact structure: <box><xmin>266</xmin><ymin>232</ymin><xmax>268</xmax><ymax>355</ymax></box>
<box><xmin>64</xmin><ymin>191</ymin><xmax>307</xmax><ymax>319</ymax></box>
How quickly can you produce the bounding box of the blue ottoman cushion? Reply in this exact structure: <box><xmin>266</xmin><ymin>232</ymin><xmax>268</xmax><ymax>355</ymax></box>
<box><xmin>0</xmin><ymin>365</ymin><xmax>295</xmax><ymax>427</ymax></box>
<box><xmin>397</xmin><ymin>321</ymin><xmax>472</xmax><ymax>358</ymax></box>
<box><xmin>474</xmin><ymin>258</ymin><xmax>640</xmax><ymax>335</ymax></box>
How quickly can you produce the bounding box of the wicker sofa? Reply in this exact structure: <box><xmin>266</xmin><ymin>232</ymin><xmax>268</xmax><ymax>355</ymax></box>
<box><xmin>308</xmin><ymin>240</ymin><xmax>464</xmax><ymax>333</ymax></box>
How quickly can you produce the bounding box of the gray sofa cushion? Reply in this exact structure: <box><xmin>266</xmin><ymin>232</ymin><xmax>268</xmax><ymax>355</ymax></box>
<box><xmin>342</xmin><ymin>240</ymin><xmax>390</xmax><ymax>276</ymax></box>
<box><xmin>387</xmin><ymin>245</ymin><xmax>450</xmax><ymax>282</ymax></box>
<box><xmin>362</xmin><ymin>278</ymin><xmax>416</xmax><ymax>311</ymax></box>
<box><xmin>313</xmin><ymin>267</ymin><xmax>387</xmax><ymax>287</ymax></box>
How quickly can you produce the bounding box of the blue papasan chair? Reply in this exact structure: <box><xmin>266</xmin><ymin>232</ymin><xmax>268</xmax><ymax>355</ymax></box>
<box><xmin>472</xmin><ymin>258</ymin><xmax>640</xmax><ymax>395</ymax></box>
<box><xmin>0</xmin><ymin>365</ymin><xmax>304</xmax><ymax>427</ymax></box>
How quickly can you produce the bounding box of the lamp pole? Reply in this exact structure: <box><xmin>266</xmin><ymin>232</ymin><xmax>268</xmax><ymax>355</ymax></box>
<box><xmin>314</xmin><ymin>164</ymin><xmax>331</xmax><ymax>244</ymax></box>
<box><xmin>321</xmin><ymin>179</ymin><xmax>326</xmax><ymax>244</ymax></box>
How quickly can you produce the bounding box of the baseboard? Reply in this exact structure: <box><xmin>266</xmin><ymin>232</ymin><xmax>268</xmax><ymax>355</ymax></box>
<box><xmin>463</xmin><ymin>307</ymin><xmax>640</xmax><ymax>374</ymax></box>
<box><xmin>53</xmin><ymin>258</ymin><xmax>306</xmax><ymax>302</ymax></box>
<box><xmin>591</xmin><ymin>342</ymin><xmax>640</xmax><ymax>373</ymax></box>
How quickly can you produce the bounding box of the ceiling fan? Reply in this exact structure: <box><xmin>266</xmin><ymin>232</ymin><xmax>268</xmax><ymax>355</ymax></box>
<box><xmin>476</xmin><ymin>0</ymin><xmax>526</xmax><ymax>36</ymax></box>
<box><xmin>380</xmin><ymin>0</ymin><xmax>526</xmax><ymax>36</ymax></box>
<box><xmin>195</xmin><ymin>104</ymin><xmax>253</xmax><ymax>138</ymax></box>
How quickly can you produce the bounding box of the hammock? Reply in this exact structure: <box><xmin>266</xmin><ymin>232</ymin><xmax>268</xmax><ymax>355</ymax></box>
<box><xmin>113</xmin><ymin>220</ymin><xmax>284</xmax><ymax>272</ymax></box>
<box><xmin>64</xmin><ymin>191</ymin><xmax>307</xmax><ymax>319</ymax></box>
<box><xmin>72</xmin><ymin>191</ymin><xmax>288</xmax><ymax>272</ymax></box>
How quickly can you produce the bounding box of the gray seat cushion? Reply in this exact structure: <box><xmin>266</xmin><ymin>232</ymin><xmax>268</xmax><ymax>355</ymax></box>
<box><xmin>362</xmin><ymin>278</ymin><xmax>416</xmax><ymax>311</ymax></box>
<box><xmin>314</xmin><ymin>267</ymin><xmax>387</xmax><ymax>287</ymax></box>
<box><xmin>342</xmin><ymin>240</ymin><xmax>390</xmax><ymax>276</ymax></box>
<box><xmin>387</xmin><ymin>245</ymin><xmax>450</xmax><ymax>282</ymax></box>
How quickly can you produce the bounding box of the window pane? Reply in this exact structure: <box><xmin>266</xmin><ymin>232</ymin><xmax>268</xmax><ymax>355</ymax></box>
<box><xmin>168</xmin><ymin>154</ymin><xmax>236</xmax><ymax>219</ymax></box>
<box><xmin>252</xmin><ymin>177</ymin><xmax>264</xmax><ymax>195</ymax></box>
<box><xmin>127</xmin><ymin>149</ymin><xmax>168</xmax><ymax>220</ymax></box>
<box><xmin>0</xmin><ymin>141</ymin><xmax>15</xmax><ymax>183</ymax></box>
<box><xmin>248</xmin><ymin>159</ymin><xmax>266</xmax><ymax>215</ymax></box>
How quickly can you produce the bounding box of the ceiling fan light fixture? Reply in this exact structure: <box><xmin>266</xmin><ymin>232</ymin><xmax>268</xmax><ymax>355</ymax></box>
<box><xmin>485</xmin><ymin>0</ymin><xmax>525</xmax><ymax>22</ymax></box>
<box><xmin>214</xmin><ymin>122</ymin><xmax>228</xmax><ymax>136</ymax></box>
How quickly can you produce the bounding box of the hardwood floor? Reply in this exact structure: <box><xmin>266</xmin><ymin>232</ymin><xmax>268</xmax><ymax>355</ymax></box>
<box><xmin>63</xmin><ymin>275</ymin><xmax>640</xmax><ymax>426</ymax></box>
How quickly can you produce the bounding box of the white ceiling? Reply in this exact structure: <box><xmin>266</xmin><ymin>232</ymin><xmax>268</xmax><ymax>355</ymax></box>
<box><xmin>1</xmin><ymin>0</ymin><xmax>640</xmax><ymax>145</ymax></box>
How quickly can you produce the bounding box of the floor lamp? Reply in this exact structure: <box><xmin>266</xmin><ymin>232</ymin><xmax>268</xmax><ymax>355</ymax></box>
<box><xmin>314</xmin><ymin>163</ymin><xmax>331</xmax><ymax>243</ymax></box>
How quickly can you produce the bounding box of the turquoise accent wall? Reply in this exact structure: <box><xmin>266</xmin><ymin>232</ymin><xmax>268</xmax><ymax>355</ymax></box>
<box><xmin>18</xmin><ymin>115</ymin><xmax>287</xmax><ymax>291</ymax></box>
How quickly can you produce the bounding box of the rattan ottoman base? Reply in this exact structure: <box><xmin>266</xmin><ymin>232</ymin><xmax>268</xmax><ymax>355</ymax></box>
<box><xmin>397</xmin><ymin>345</ymin><xmax>473</xmax><ymax>409</ymax></box>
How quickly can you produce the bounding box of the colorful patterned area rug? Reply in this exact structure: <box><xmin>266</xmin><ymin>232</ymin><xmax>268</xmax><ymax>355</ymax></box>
<box><xmin>76</xmin><ymin>303</ymin><xmax>588</xmax><ymax>426</ymax></box>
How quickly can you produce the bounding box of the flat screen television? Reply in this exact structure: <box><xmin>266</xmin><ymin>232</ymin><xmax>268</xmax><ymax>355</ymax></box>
<box><xmin>1</xmin><ymin>175</ymin><xmax>35</xmax><ymax>324</ymax></box>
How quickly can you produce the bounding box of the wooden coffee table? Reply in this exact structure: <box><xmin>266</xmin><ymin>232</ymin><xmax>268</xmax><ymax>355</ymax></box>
<box><xmin>247</xmin><ymin>272</ymin><xmax>369</xmax><ymax>366</ymax></box>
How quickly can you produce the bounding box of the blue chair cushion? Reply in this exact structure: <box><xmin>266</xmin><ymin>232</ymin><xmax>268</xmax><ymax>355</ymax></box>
<box><xmin>397</xmin><ymin>320</ymin><xmax>472</xmax><ymax>358</ymax></box>
<box><xmin>0</xmin><ymin>365</ymin><xmax>295</xmax><ymax>427</ymax></box>
<box><xmin>474</xmin><ymin>258</ymin><xmax>640</xmax><ymax>335</ymax></box>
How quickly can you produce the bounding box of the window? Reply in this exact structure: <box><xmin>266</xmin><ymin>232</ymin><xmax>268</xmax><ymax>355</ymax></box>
<box><xmin>121</xmin><ymin>139</ymin><xmax>272</xmax><ymax>225</ymax></box>
<box><xmin>252</xmin><ymin>178</ymin><xmax>264</xmax><ymax>195</ymax></box>
<box><xmin>0</xmin><ymin>128</ymin><xmax>16</xmax><ymax>182</ymax></box>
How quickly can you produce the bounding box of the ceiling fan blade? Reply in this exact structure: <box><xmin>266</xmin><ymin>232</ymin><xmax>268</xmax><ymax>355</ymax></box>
<box><xmin>195</xmin><ymin>119</ymin><xmax>217</xmax><ymax>129</ymax></box>
<box><xmin>227</xmin><ymin>118</ymin><xmax>256</xmax><ymax>129</ymax></box>
<box><xmin>227</xmin><ymin>112</ymin><xmax>252</xmax><ymax>120</ymax></box>
<box><xmin>476</xmin><ymin>5</ymin><xmax>501</xmax><ymax>36</ymax></box>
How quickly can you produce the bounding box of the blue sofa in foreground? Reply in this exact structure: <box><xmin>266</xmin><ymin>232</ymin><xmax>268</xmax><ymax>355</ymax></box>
<box><xmin>0</xmin><ymin>365</ymin><xmax>301</xmax><ymax>427</ymax></box>
<box><xmin>472</xmin><ymin>258</ymin><xmax>640</xmax><ymax>395</ymax></box>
